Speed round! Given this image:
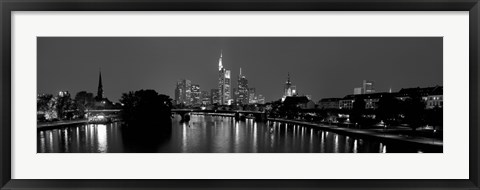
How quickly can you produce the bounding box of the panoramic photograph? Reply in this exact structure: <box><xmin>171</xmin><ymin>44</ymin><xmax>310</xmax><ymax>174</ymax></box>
<box><xmin>37</xmin><ymin>37</ymin><xmax>443</xmax><ymax>153</ymax></box>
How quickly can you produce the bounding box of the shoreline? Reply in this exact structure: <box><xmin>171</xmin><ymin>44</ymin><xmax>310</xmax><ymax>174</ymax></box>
<box><xmin>268</xmin><ymin>118</ymin><xmax>443</xmax><ymax>150</ymax></box>
<box><xmin>37</xmin><ymin>119</ymin><xmax>89</xmax><ymax>130</ymax></box>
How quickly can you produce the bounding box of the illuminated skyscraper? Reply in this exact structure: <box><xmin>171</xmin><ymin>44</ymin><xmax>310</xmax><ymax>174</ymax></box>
<box><xmin>217</xmin><ymin>50</ymin><xmax>232</xmax><ymax>105</ymax></box>
<box><xmin>191</xmin><ymin>84</ymin><xmax>201</xmax><ymax>106</ymax></box>
<box><xmin>237</xmin><ymin>68</ymin><xmax>249</xmax><ymax>105</ymax></box>
<box><xmin>175</xmin><ymin>79</ymin><xmax>192</xmax><ymax>105</ymax></box>
<box><xmin>210</xmin><ymin>88</ymin><xmax>220</xmax><ymax>105</ymax></box>
<box><xmin>248</xmin><ymin>87</ymin><xmax>256</xmax><ymax>104</ymax></box>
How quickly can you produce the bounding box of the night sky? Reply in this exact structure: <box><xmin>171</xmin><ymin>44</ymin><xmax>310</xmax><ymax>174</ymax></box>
<box><xmin>37</xmin><ymin>37</ymin><xmax>442</xmax><ymax>102</ymax></box>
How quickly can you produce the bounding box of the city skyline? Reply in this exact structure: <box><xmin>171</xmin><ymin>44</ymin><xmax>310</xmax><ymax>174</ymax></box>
<box><xmin>38</xmin><ymin>37</ymin><xmax>442</xmax><ymax>102</ymax></box>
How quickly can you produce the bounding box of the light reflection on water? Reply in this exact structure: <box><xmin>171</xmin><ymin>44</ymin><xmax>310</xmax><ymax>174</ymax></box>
<box><xmin>38</xmin><ymin>115</ymin><xmax>425</xmax><ymax>153</ymax></box>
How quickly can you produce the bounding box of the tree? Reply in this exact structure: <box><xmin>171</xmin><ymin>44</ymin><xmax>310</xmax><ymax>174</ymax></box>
<box><xmin>376</xmin><ymin>95</ymin><xmax>401</xmax><ymax>126</ymax></box>
<box><xmin>350</xmin><ymin>98</ymin><xmax>365</xmax><ymax>127</ymax></box>
<box><xmin>56</xmin><ymin>93</ymin><xmax>74</xmax><ymax>119</ymax></box>
<box><xmin>119</xmin><ymin>89</ymin><xmax>172</xmax><ymax>128</ymax></box>
<box><xmin>403</xmin><ymin>94</ymin><xmax>426</xmax><ymax>131</ymax></box>
<box><xmin>74</xmin><ymin>91</ymin><xmax>95</xmax><ymax>118</ymax></box>
<box><xmin>37</xmin><ymin>94</ymin><xmax>53</xmax><ymax>112</ymax></box>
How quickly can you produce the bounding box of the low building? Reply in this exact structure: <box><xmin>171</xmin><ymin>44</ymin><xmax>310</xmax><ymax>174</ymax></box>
<box><xmin>426</xmin><ymin>86</ymin><xmax>443</xmax><ymax>109</ymax></box>
<box><xmin>339</xmin><ymin>95</ymin><xmax>355</xmax><ymax>110</ymax></box>
<box><xmin>318</xmin><ymin>98</ymin><xmax>341</xmax><ymax>109</ymax></box>
<box><xmin>397</xmin><ymin>86</ymin><xmax>443</xmax><ymax>109</ymax></box>
<box><xmin>283</xmin><ymin>96</ymin><xmax>310</xmax><ymax>109</ymax></box>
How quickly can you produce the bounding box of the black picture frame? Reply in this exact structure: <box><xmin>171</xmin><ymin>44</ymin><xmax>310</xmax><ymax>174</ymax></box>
<box><xmin>1</xmin><ymin>0</ymin><xmax>479</xmax><ymax>189</ymax></box>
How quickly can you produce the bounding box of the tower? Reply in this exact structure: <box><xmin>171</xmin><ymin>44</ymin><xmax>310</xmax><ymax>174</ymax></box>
<box><xmin>217</xmin><ymin>50</ymin><xmax>231</xmax><ymax>105</ymax></box>
<box><xmin>96</xmin><ymin>70</ymin><xmax>104</xmax><ymax>100</ymax></box>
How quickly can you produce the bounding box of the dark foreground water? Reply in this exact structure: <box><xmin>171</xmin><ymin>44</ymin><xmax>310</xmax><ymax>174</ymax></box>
<box><xmin>38</xmin><ymin>115</ymin><xmax>431</xmax><ymax>153</ymax></box>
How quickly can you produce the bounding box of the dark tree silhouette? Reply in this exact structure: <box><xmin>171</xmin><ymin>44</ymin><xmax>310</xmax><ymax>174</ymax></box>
<box><xmin>119</xmin><ymin>89</ymin><xmax>172</xmax><ymax>128</ymax></box>
<box><xmin>403</xmin><ymin>94</ymin><xmax>426</xmax><ymax>131</ymax></box>
<box><xmin>350</xmin><ymin>98</ymin><xmax>365</xmax><ymax>127</ymax></box>
<box><xmin>56</xmin><ymin>93</ymin><xmax>74</xmax><ymax>120</ymax></box>
<box><xmin>74</xmin><ymin>91</ymin><xmax>95</xmax><ymax>118</ymax></box>
<box><xmin>376</xmin><ymin>95</ymin><xmax>401</xmax><ymax>126</ymax></box>
<box><xmin>37</xmin><ymin>94</ymin><xmax>53</xmax><ymax>112</ymax></box>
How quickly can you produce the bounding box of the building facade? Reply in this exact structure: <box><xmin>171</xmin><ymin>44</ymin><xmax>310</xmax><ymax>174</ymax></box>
<box><xmin>190</xmin><ymin>84</ymin><xmax>201</xmax><ymax>106</ymax></box>
<box><xmin>362</xmin><ymin>80</ymin><xmax>375</xmax><ymax>94</ymax></box>
<box><xmin>318</xmin><ymin>98</ymin><xmax>341</xmax><ymax>109</ymax></box>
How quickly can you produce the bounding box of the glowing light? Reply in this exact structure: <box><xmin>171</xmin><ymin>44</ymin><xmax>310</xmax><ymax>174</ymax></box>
<box><xmin>96</xmin><ymin>124</ymin><xmax>108</xmax><ymax>153</ymax></box>
<box><xmin>353</xmin><ymin>139</ymin><xmax>358</xmax><ymax>153</ymax></box>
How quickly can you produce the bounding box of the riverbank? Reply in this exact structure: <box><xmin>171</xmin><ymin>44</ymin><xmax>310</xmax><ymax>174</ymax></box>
<box><xmin>268</xmin><ymin>118</ymin><xmax>443</xmax><ymax>151</ymax></box>
<box><xmin>37</xmin><ymin>119</ymin><xmax>89</xmax><ymax>130</ymax></box>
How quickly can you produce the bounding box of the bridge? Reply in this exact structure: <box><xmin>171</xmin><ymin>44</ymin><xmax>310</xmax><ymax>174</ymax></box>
<box><xmin>171</xmin><ymin>109</ymin><xmax>267</xmax><ymax>122</ymax></box>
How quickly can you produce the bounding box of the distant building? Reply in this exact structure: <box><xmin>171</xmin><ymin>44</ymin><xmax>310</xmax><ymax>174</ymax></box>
<box><xmin>397</xmin><ymin>86</ymin><xmax>443</xmax><ymax>109</ymax></box>
<box><xmin>191</xmin><ymin>84</ymin><xmax>201</xmax><ymax>106</ymax></box>
<box><xmin>283</xmin><ymin>96</ymin><xmax>310</xmax><ymax>109</ymax></box>
<box><xmin>362</xmin><ymin>80</ymin><xmax>375</xmax><ymax>94</ymax></box>
<box><xmin>236</xmin><ymin>68</ymin><xmax>250</xmax><ymax>105</ymax></box>
<box><xmin>426</xmin><ymin>87</ymin><xmax>443</xmax><ymax>109</ymax></box>
<box><xmin>175</xmin><ymin>79</ymin><xmax>192</xmax><ymax>105</ymax></box>
<box><xmin>339</xmin><ymin>95</ymin><xmax>355</xmax><ymax>110</ymax></box>
<box><xmin>318</xmin><ymin>98</ymin><xmax>341</xmax><ymax>109</ymax></box>
<box><xmin>248</xmin><ymin>88</ymin><xmax>256</xmax><ymax>104</ymax></box>
<box><xmin>256</xmin><ymin>94</ymin><xmax>265</xmax><ymax>104</ymax></box>
<box><xmin>201</xmin><ymin>91</ymin><xmax>210</xmax><ymax>105</ymax></box>
<box><xmin>353</xmin><ymin>87</ymin><xmax>362</xmax><ymax>95</ymax></box>
<box><xmin>340</xmin><ymin>93</ymin><xmax>394</xmax><ymax>110</ymax></box>
<box><xmin>282</xmin><ymin>73</ymin><xmax>297</xmax><ymax>101</ymax></box>
<box><xmin>210</xmin><ymin>88</ymin><xmax>220</xmax><ymax>105</ymax></box>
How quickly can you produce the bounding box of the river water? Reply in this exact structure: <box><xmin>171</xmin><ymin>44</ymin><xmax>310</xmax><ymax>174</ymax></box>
<box><xmin>37</xmin><ymin>115</ymin><xmax>427</xmax><ymax>153</ymax></box>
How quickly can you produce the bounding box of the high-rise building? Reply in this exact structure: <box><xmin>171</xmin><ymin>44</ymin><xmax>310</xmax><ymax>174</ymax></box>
<box><xmin>217</xmin><ymin>50</ymin><xmax>232</xmax><ymax>105</ymax></box>
<box><xmin>191</xmin><ymin>84</ymin><xmax>201</xmax><ymax>106</ymax></box>
<box><xmin>248</xmin><ymin>88</ymin><xmax>256</xmax><ymax>104</ymax></box>
<box><xmin>211</xmin><ymin>88</ymin><xmax>220</xmax><ymax>105</ymax></box>
<box><xmin>175</xmin><ymin>79</ymin><xmax>192</xmax><ymax>105</ymax></box>
<box><xmin>363</xmin><ymin>80</ymin><xmax>375</xmax><ymax>94</ymax></box>
<box><xmin>201</xmin><ymin>91</ymin><xmax>211</xmax><ymax>105</ymax></box>
<box><xmin>237</xmin><ymin>68</ymin><xmax>249</xmax><ymax>105</ymax></box>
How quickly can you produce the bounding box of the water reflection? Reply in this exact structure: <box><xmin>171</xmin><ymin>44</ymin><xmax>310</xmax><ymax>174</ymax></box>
<box><xmin>38</xmin><ymin>115</ymin><xmax>427</xmax><ymax>153</ymax></box>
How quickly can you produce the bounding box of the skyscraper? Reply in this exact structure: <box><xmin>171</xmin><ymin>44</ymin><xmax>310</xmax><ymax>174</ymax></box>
<box><xmin>237</xmin><ymin>68</ymin><xmax>249</xmax><ymax>105</ymax></box>
<box><xmin>191</xmin><ymin>84</ymin><xmax>201</xmax><ymax>106</ymax></box>
<box><xmin>211</xmin><ymin>88</ymin><xmax>220</xmax><ymax>105</ymax></box>
<box><xmin>248</xmin><ymin>87</ymin><xmax>256</xmax><ymax>104</ymax></box>
<box><xmin>175</xmin><ymin>79</ymin><xmax>192</xmax><ymax>105</ymax></box>
<box><xmin>363</xmin><ymin>80</ymin><xmax>375</xmax><ymax>94</ymax></box>
<box><xmin>201</xmin><ymin>91</ymin><xmax>211</xmax><ymax>105</ymax></box>
<box><xmin>217</xmin><ymin>50</ymin><xmax>232</xmax><ymax>105</ymax></box>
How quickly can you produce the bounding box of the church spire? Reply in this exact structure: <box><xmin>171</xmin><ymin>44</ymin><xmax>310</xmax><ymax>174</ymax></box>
<box><xmin>286</xmin><ymin>72</ymin><xmax>291</xmax><ymax>84</ymax></box>
<box><xmin>96</xmin><ymin>69</ymin><xmax>104</xmax><ymax>100</ymax></box>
